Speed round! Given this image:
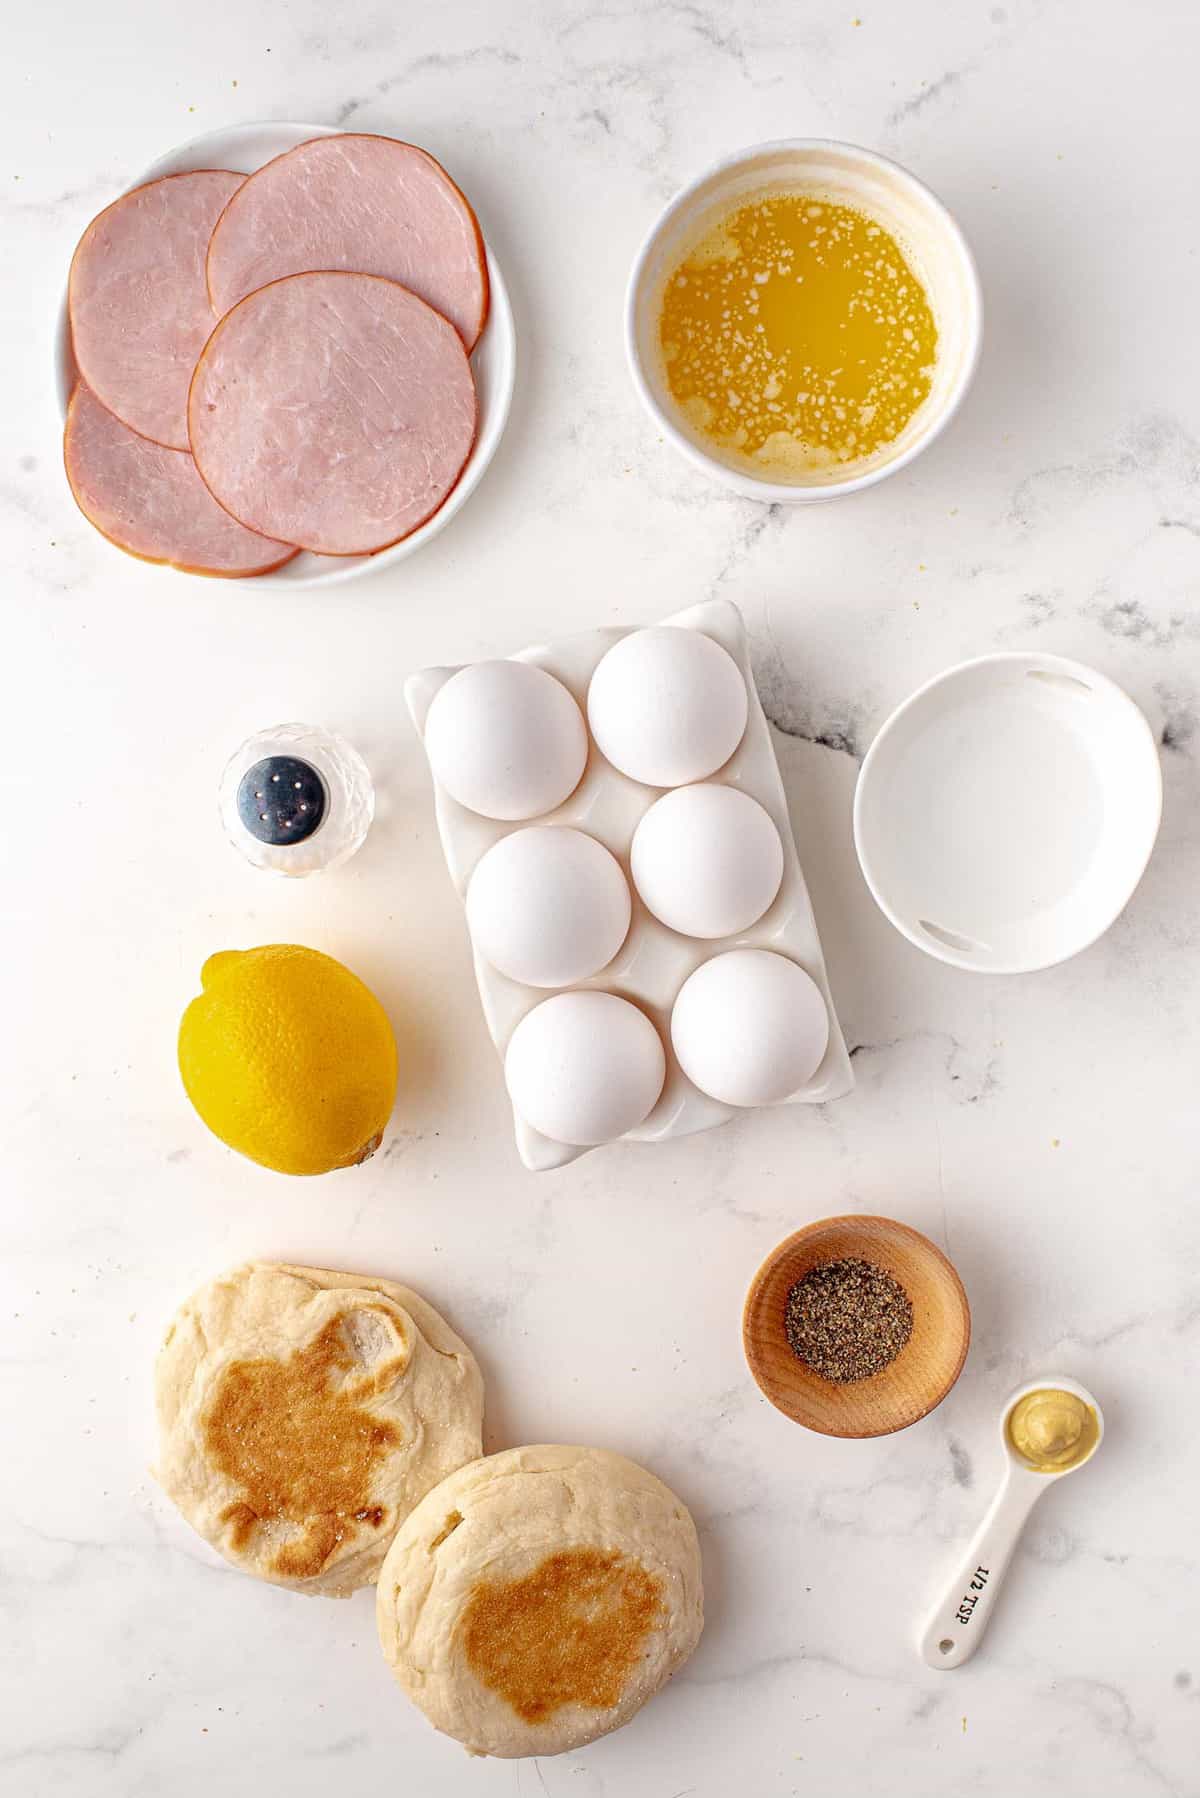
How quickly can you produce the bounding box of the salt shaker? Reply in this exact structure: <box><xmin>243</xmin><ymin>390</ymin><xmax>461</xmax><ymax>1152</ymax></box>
<box><xmin>219</xmin><ymin>723</ymin><xmax>373</xmax><ymax>876</ymax></box>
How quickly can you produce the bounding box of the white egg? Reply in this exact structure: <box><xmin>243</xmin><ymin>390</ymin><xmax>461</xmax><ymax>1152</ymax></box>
<box><xmin>671</xmin><ymin>949</ymin><xmax>829</xmax><ymax>1107</ymax></box>
<box><xmin>631</xmin><ymin>783</ymin><xmax>784</xmax><ymax>938</ymax></box>
<box><xmin>587</xmin><ymin>627</ymin><xmax>748</xmax><ymax>787</ymax></box>
<box><xmin>423</xmin><ymin>660</ymin><xmax>588</xmax><ymax>821</ymax></box>
<box><xmin>466</xmin><ymin>827</ymin><xmax>632</xmax><ymax>987</ymax></box>
<box><xmin>504</xmin><ymin>991</ymin><xmax>666</xmax><ymax>1145</ymax></box>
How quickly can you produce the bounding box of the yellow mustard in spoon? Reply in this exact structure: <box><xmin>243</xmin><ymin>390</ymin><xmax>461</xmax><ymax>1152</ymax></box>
<box><xmin>918</xmin><ymin>1375</ymin><xmax>1104</xmax><ymax>1669</ymax></box>
<box><xmin>1007</xmin><ymin>1386</ymin><xmax>1100</xmax><ymax>1472</ymax></box>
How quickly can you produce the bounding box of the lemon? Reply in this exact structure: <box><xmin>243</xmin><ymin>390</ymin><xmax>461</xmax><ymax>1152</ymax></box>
<box><xmin>178</xmin><ymin>945</ymin><xmax>398</xmax><ymax>1176</ymax></box>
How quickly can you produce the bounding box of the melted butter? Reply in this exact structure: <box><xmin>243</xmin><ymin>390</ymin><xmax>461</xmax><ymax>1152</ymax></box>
<box><xmin>1007</xmin><ymin>1388</ymin><xmax>1099</xmax><ymax>1473</ymax></box>
<box><xmin>658</xmin><ymin>190</ymin><xmax>937</xmax><ymax>479</ymax></box>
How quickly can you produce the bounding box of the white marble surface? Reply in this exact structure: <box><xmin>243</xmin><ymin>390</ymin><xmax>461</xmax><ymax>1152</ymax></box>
<box><xmin>3</xmin><ymin>1</ymin><xmax>1199</xmax><ymax>1793</ymax></box>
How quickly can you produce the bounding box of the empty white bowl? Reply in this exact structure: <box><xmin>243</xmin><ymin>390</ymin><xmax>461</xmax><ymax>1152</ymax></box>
<box><xmin>853</xmin><ymin>653</ymin><xmax>1162</xmax><ymax>973</ymax></box>
<box><xmin>625</xmin><ymin>138</ymin><xmax>982</xmax><ymax>502</ymax></box>
<box><xmin>55</xmin><ymin>121</ymin><xmax>516</xmax><ymax>588</ymax></box>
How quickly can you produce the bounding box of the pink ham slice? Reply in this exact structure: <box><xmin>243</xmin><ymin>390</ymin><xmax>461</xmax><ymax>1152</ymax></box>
<box><xmin>206</xmin><ymin>134</ymin><xmax>488</xmax><ymax>350</ymax></box>
<box><xmin>64</xmin><ymin>382</ymin><xmax>296</xmax><ymax>577</ymax></box>
<box><xmin>188</xmin><ymin>271</ymin><xmax>477</xmax><ymax>557</ymax></box>
<box><xmin>68</xmin><ymin>171</ymin><xmax>243</xmax><ymax>451</ymax></box>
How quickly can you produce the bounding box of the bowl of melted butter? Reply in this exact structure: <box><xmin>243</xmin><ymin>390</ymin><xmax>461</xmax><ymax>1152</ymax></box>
<box><xmin>626</xmin><ymin>140</ymin><xmax>982</xmax><ymax>500</ymax></box>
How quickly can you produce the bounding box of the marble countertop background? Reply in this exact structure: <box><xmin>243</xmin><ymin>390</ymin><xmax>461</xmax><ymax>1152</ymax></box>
<box><xmin>3</xmin><ymin>1</ymin><xmax>1198</xmax><ymax>1793</ymax></box>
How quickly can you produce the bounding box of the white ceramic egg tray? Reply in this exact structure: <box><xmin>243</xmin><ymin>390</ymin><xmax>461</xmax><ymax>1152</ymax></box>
<box><xmin>406</xmin><ymin>598</ymin><xmax>854</xmax><ymax>1170</ymax></box>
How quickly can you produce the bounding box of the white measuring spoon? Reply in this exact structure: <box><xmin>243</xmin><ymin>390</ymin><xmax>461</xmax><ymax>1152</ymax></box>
<box><xmin>918</xmin><ymin>1375</ymin><xmax>1104</xmax><ymax>1669</ymax></box>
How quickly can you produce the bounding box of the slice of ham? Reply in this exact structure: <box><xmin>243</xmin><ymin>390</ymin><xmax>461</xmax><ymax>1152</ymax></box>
<box><xmin>64</xmin><ymin>382</ymin><xmax>296</xmax><ymax>577</ymax></box>
<box><xmin>206</xmin><ymin>134</ymin><xmax>488</xmax><ymax>350</ymax></box>
<box><xmin>68</xmin><ymin>171</ymin><xmax>243</xmax><ymax>451</ymax></box>
<box><xmin>188</xmin><ymin>271</ymin><xmax>477</xmax><ymax>557</ymax></box>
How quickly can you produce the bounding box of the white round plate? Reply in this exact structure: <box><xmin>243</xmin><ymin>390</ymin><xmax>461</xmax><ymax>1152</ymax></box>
<box><xmin>853</xmin><ymin>653</ymin><xmax>1162</xmax><ymax>973</ymax></box>
<box><xmin>56</xmin><ymin>121</ymin><xmax>516</xmax><ymax>587</ymax></box>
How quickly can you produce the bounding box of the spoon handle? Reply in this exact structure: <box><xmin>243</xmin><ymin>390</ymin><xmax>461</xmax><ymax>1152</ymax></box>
<box><xmin>917</xmin><ymin>1471</ymin><xmax>1043</xmax><ymax>1669</ymax></box>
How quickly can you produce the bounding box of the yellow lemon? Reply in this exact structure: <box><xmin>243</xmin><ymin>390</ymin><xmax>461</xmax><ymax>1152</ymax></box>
<box><xmin>178</xmin><ymin>945</ymin><xmax>398</xmax><ymax>1176</ymax></box>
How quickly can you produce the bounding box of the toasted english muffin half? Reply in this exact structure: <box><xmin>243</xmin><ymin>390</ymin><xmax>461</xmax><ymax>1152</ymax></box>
<box><xmin>155</xmin><ymin>1262</ymin><xmax>483</xmax><ymax>1597</ymax></box>
<box><xmin>376</xmin><ymin>1444</ymin><xmax>703</xmax><ymax>1756</ymax></box>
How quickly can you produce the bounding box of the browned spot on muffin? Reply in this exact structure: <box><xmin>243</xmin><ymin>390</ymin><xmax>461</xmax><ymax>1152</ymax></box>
<box><xmin>461</xmin><ymin>1547</ymin><xmax>665</xmax><ymax>1723</ymax></box>
<box><xmin>222</xmin><ymin>1501</ymin><xmax>259</xmax><ymax>1553</ymax></box>
<box><xmin>273</xmin><ymin>1513</ymin><xmax>342</xmax><ymax>1579</ymax></box>
<box><xmin>429</xmin><ymin>1509</ymin><xmax>463</xmax><ymax>1551</ymax></box>
<box><xmin>206</xmin><ymin>1312</ymin><xmax>404</xmax><ymax>1579</ymax></box>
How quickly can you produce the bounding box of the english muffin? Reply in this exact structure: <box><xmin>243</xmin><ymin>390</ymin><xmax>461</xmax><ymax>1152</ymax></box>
<box><xmin>154</xmin><ymin>1262</ymin><xmax>483</xmax><ymax>1597</ymax></box>
<box><xmin>376</xmin><ymin>1444</ymin><xmax>703</xmax><ymax>1756</ymax></box>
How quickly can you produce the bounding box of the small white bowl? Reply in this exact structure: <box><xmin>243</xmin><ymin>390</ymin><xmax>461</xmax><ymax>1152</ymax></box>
<box><xmin>625</xmin><ymin>138</ymin><xmax>981</xmax><ymax>502</ymax></box>
<box><xmin>55</xmin><ymin>121</ymin><xmax>516</xmax><ymax>588</ymax></box>
<box><xmin>853</xmin><ymin>653</ymin><xmax>1162</xmax><ymax>973</ymax></box>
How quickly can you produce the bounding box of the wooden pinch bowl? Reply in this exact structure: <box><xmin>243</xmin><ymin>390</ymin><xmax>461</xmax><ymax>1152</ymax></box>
<box><xmin>743</xmin><ymin>1215</ymin><xmax>970</xmax><ymax>1438</ymax></box>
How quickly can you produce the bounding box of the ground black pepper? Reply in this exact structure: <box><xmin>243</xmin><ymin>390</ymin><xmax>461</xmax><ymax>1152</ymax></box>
<box><xmin>784</xmin><ymin>1257</ymin><xmax>914</xmax><ymax>1383</ymax></box>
